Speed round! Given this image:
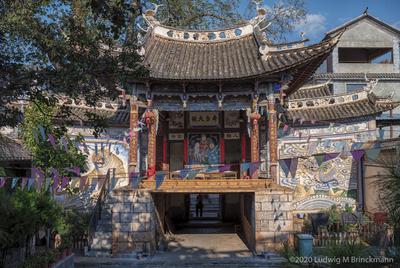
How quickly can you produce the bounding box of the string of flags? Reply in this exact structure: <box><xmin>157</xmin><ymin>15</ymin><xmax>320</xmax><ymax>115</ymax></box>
<box><xmin>0</xmin><ymin>166</ymin><xmax>85</xmax><ymax>192</ymax></box>
<box><xmin>278</xmin><ymin>140</ymin><xmax>385</xmax><ymax>179</ymax></box>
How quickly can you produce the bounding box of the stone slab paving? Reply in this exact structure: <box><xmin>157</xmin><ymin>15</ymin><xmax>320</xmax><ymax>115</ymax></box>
<box><xmin>76</xmin><ymin>233</ymin><xmax>288</xmax><ymax>268</ymax></box>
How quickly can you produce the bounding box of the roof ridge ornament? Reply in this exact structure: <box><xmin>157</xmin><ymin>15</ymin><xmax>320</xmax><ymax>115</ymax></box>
<box><xmin>140</xmin><ymin>3</ymin><xmax>162</xmax><ymax>31</ymax></box>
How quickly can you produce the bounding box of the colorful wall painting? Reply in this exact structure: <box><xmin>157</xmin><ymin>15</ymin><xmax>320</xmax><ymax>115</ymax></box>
<box><xmin>188</xmin><ymin>134</ymin><xmax>220</xmax><ymax>165</ymax></box>
<box><xmin>81</xmin><ymin>140</ymin><xmax>129</xmax><ymax>188</ymax></box>
<box><xmin>280</xmin><ymin>153</ymin><xmax>358</xmax><ymax>211</ymax></box>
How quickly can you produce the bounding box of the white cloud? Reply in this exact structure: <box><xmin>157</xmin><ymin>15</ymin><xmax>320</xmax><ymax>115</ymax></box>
<box><xmin>295</xmin><ymin>14</ymin><xmax>327</xmax><ymax>39</ymax></box>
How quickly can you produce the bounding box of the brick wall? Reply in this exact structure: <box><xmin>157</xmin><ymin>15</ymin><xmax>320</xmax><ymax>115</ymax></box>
<box><xmin>110</xmin><ymin>189</ymin><xmax>156</xmax><ymax>256</ymax></box>
<box><xmin>254</xmin><ymin>189</ymin><xmax>294</xmax><ymax>252</ymax></box>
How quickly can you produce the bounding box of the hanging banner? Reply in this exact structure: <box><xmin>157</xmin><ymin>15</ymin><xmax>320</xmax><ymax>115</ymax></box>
<box><xmin>11</xmin><ymin>177</ymin><xmax>19</xmax><ymax>189</ymax></box>
<box><xmin>314</xmin><ymin>155</ymin><xmax>325</xmax><ymax>167</ymax></box>
<box><xmin>366</xmin><ymin>148</ymin><xmax>381</xmax><ymax>160</ymax></box>
<box><xmin>21</xmin><ymin>177</ymin><xmax>28</xmax><ymax>190</ymax></box>
<box><xmin>324</xmin><ymin>152</ymin><xmax>339</xmax><ymax>162</ymax></box>
<box><xmin>279</xmin><ymin>159</ymin><xmax>291</xmax><ymax>177</ymax></box>
<box><xmin>289</xmin><ymin>158</ymin><xmax>298</xmax><ymax>178</ymax></box>
<box><xmin>51</xmin><ymin>168</ymin><xmax>60</xmax><ymax>192</ymax></box>
<box><xmin>33</xmin><ymin>130</ymin><xmax>39</xmax><ymax>144</ymax></box>
<box><xmin>65</xmin><ymin>167</ymin><xmax>81</xmax><ymax>176</ymax></box>
<box><xmin>38</xmin><ymin>125</ymin><xmax>46</xmax><ymax>141</ymax></box>
<box><xmin>219</xmin><ymin>164</ymin><xmax>231</xmax><ymax>172</ymax></box>
<box><xmin>0</xmin><ymin>177</ymin><xmax>5</xmax><ymax>188</ymax></box>
<box><xmin>79</xmin><ymin>176</ymin><xmax>87</xmax><ymax>191</ymax></box>
<box><xmin>249</xmin><ymin>162</ymin><xmax>259</xmax><ymax>177</ymax></box>
<box><xmin>351</xmin><ymin>150</ymin><xmax>365</xmax><ymax>161</ymax></box>
<box><xmin>61</xmin><ymin>177</ymin><xmax>69</xmax><ymax>190</ymax></box>
<box><xmin>27</xmin><ymin>178</ymin><xmax>34</xmax><ymax>190</ymax></box>
<box><xmin>179</xmin><ymin>169</ymin><xmax>190</xmax><ymax>179</ymax></box>
<box><xmin>187</xmin><ymin>170</ymin><xmax>200</xmax><ymax>179</ymax></box>
<box><xmin>155</xmin><ymin>172</ymin><xmax>165</xmax><ymax>189</ymax></box>
<box><xmin>48</xmin><ymin>134</ymin><xmax>57</xmax><ymax>149</ymax></box>
<box><xmin>45</xmin><ymin>178</ymin><xmax>51</xmax><ymax>191</ymax></box>
<box><xmin>130</xmin><ymin>172</ymin><xmax>141</xmax><ymax>188</ymax></box>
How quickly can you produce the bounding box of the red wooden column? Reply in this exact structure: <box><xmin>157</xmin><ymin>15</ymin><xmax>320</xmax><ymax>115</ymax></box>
<box><xmin>145</xmin><ymin>105</ymin><xmax>157</xmax><ymax>180</ymax></box>
<box><xmin>183</xmin><ymin>136</ymin><xmax>189</xmax><ymax>166</ymax></box>
<box><xmin>268</xmin><ymin>94</ymin><xmax>278</xmax><ymax>182</ymax></box>
<box><xmin>220</xmin><ymin>136</ymin><xmax>225</xmax><ymax>164</ymax></box>
<box><xmin>128</xmin><ymin>100</ymin><xmax>139</xmax><ymax>175</ymax></box>
<box><xmin>241</xmin><ymin>133</ymin><xmax>246</xmax><ymax>163</ymax></box>
<box><xmin>250</xmin><ymin>98</ymin><xmax>261</xmax><ymax>179</ymax></box>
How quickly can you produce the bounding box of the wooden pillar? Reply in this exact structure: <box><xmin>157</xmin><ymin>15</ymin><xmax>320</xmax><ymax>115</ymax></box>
<box><xmin>250</xmin><ymin>98</ymin><xmax>261</xmax><ymax>179</ymax></box>
<box><xmin>220</xmin><ymin>136</ymin><xmax>225</xmax><ymax>164</ymax></box>
<box><xmin>241</xmin><ymin>132</ymin><xmax>246</xmax><ymax>163</ymax></box>
<box><xmin>145</xmin><ymin>106</ymin><xmax>157</xmax><ymax>180</ymax></box>
<box><xmin>128</xmin><ymin>100</ymin><xmax>139</xmax><ymax>175</ymax></box>
<box><xmin>268</xmin><ymin>94</ymin><xmax>278</xmax><ymax>182</ymax></box>
<box><xmin>183</xmin><ymin>136</ymin><xmax>189</xmax><ymax>166</ymax></box>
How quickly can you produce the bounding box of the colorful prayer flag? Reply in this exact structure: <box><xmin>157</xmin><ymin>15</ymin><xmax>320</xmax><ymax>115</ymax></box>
<box><xmin>38</xmin><ymin>125</ymin><xmax>46</xmax><ymax>140</ymax></box>
<box><xmin>21</xmin><ymin>177</ymin><xmax>28</xmax><ymax>190</ymax></box>
<box><xmin>351</xmin><ymin>150</ymin><xmax>365</xmax><ymax>161</ymax></box>
<box><xmin>11</xmin><ymin>177</ymin><xmax>19</xmax><ymax>189</ymax></box>
<box><xmin>323</xmin><ymin>153</ymin><xmax>339</xmax><ymax>162</ymax></box>
<box><xmin>314</xmin><ymin>155</ymin><xmax>325</xmax><ymax>166</ymax></box>
<box><xmin>27</xmin><ymin>178</ymin><xmax>34</xmax><ymax>190</ymax></box>
<box><xmin>156</xmin><ymin>172</ymin><xmax>165</xmax><ymax>189</ymax></box>
<box><xmin>279</xmin><ymin>159</ymin><xmax>291</xmax><ymax>177</ymax></box>
<box><xmin>79</xmin><ymin>176</ymin><xmax>87</xmax><ymax>191</ymax></box>
<box><xmin>0</xmin><ymin>177</ymin><xmax>5</xmax><ymax>188</ymax></box>
<box><xmin>366</xmin><ymin>148</ymin><xmax>380</xmax><ymax>160</ymax></box>
<box><xmin>48</xmin><ymin>134</ymin><xmax>57</xmax><ymax>149</ymax></box>
<box><xmin>289</xmin><ymin>158</ymin><xmax>298</xmax><ymax>178</ymax></box>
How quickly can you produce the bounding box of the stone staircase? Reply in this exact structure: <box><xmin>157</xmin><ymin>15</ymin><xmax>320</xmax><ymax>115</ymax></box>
<box><xmin>86</xmin><ymin>193</ymin><xmax>113</xmax><ymax>257</ymax></box>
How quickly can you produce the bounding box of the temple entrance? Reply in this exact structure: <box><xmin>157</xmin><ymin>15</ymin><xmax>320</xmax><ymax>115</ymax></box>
<box><xmin>152</xmin><ymin>192</ymin><xmax>256</xmax><ymax>253</ymax></box>
<box><xmin>189</xmin><ymin>193</ymin><xmax>221</xmax><ymax>220</ymax></box>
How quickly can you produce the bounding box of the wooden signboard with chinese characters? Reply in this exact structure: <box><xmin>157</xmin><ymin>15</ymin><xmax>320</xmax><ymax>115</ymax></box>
<box><xmin>189</xmin><ymin>112</ymin><xmax>219</xmax><ymax>127</ymax></box>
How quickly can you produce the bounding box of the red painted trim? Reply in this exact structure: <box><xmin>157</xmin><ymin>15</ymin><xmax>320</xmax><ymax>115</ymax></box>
<box><xmin>183</xmin><ymin>137</ymin><xmax>188</xmax><ymax>165</ymax></box>
<box><xmin>163</xmin><ymin>135</ymin><xmax>168</xmax><ymax>163</ymax></box>
<box><xmin>220</xmin><ymin>137</ymin><xmax>225</xmax><ymax>164</ymax></box>
<box><xmin>241</xmin><ymin>132</ymin><xmax>246</xmax><ymax>162</ymax></box>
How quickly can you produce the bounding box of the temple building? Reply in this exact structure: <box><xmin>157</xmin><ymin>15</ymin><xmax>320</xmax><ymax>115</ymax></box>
<box><xmin>2</xmin><ymin>8</ymin><xmax>399</xmax><ymax>256</ymax></box>
<box><xmin>61</xmin><ymin>7</ymin><xmax>399</xmax><ymax>256</ymax></box>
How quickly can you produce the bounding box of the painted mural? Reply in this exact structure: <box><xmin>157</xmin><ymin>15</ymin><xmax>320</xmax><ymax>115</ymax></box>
<box><xmin>280</xmin><ymin>153</ymin><xmax>357</xmax><ymax>211</ymax></box>
<box><xmin>82</xmin><ymin>141</ymin><xmax>129</xmax><ymax>188</ymax></box>
<box><xmin>188</xmin><ymin>134</ymin><xmax>219</xmax><ymax>165</ymax></box>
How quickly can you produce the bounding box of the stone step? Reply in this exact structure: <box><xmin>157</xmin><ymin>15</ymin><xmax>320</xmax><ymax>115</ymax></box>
<box><xmin>91</xmin><ymin>238</ymin><xmax>112</xmax><ymax>250</ymax></box>
<box><xmin>94</xmin><ymin>230</ymin><xmax>112</xmax><ymax>237</ymax></box>
<box><xmin>96</xmin><ymin>225</ymin><xmax>112</xmax><ymax>233</ymax></box>
<box><xmin>86</xmin><ymin>249</ymin><xmax>111</xmax><ymax>257</ymax></box>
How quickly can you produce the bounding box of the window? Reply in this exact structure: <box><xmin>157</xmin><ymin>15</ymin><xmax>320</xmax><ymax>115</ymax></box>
<box><xmin>338</xmin><ymin>47</ymin><xmax>393</xmax><ymax>64</ymax></box>
<box><xmin>346</xmin><ymin>83</ymin><xmax>367</xmax><ymax>93</ymax></box>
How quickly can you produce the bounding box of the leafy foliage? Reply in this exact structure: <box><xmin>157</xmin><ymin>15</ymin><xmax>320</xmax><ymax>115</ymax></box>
<box><xmin>21</xmin><ymin>100</ymin><xmax>87</xmax><ymax>184</ymax></box>
<box><xmin>0</xmin><ymin>189</ymin><xmax>63</xmax><ymax>251</ymax></box>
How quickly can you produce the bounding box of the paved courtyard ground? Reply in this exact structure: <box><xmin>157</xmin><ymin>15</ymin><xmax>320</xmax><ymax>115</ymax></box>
<box><xmin>75</xmin><ymin>231</ymin><xmax>288</xmax><ymax>267</ymax></box>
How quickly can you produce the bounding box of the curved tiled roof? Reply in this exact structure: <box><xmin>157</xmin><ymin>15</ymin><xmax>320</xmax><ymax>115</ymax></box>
<box><xmin>313</xmin><ymin>73</ymin><xmax>400</xmax><ymax>80</ymax></box>
<box><xmin>290</xmin><ymin>82</ymin><xmax>332</xmax><ymax>99</ymax></box>
<box><xmin>0</xmin><ymin>135</ymin><xmax>31</xmax><ymax>161</ymax></box>
<box><xmin>286</xmin><ymin>89</ymin><xmax>399</xmax><ymax>121</ymax></box>
<box><xmin>141</xmin><ymin>22</ymin><xmax>342</xmax><ymax>83</ymax></box>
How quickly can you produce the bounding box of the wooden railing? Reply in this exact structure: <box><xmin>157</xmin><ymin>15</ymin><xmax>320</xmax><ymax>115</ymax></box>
<box><xmin>87</xmin><ymin>168</ymin><xmax>116</xmax><ymax>248</ymax></box>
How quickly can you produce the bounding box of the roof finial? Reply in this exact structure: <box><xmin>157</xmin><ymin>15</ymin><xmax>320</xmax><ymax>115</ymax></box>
<box><xmin>363</xmin><ymin>7</ymin><xmax>368</xmax><ymax>15</ymax></box>
<box><xmin>300</xmin><ymin>32</ymin><xmax>306</xmax><ymax>40</ymax></box>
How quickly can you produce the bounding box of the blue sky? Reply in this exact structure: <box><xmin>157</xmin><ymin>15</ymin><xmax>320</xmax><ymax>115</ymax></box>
<box><xmin>240</xmin><ymin>0</ymin><xmax>400</xmax><ymax>43</ymax></box>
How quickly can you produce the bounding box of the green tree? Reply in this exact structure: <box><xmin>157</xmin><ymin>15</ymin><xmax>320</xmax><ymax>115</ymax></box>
<box><xmin>21</xmin><ymin>99</ymin><xmax>87</xmax><ymax>186</ymax></box>
<box><xmin>1</xmin><ymin>0</ymin><xmax>306</xmax><ymax>132</ymax></box>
